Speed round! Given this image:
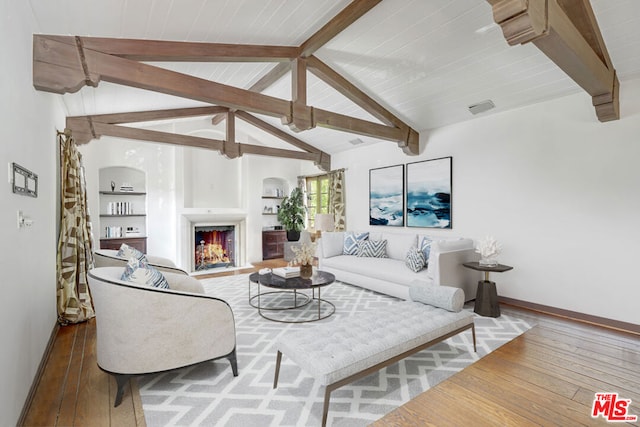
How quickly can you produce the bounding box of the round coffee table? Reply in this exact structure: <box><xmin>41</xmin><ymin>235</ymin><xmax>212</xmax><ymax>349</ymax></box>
<box><xmin>249</xmin><ymin>270</ymin><xmax>336</xmax><ymax>323</ymax></box>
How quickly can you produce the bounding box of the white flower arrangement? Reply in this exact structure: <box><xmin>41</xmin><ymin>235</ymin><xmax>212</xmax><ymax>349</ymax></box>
<box><xmin>290</xmin><ymin>241</ymin><xmax>316</xmax><ymax>266</ymax></box>
<box><xmin>475</xmin><ymin>236</ymin><xmax>501</xmax><ymax>266</ymax></box>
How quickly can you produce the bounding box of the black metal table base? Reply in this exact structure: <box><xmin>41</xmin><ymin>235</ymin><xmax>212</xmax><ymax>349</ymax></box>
<box><xmin>249</xmin><ymin>289</ymin><xmax>311</xmax><ymax>310</ymax></box>
<box><xmin>248</xmin><ymin>275</ymin><xmax>335</xmax><ymax>323</ymax></box>
<box><xmin>258</xmin><ymin>297</ymin><xmax>335</xmax><ymax>323</ymax></box>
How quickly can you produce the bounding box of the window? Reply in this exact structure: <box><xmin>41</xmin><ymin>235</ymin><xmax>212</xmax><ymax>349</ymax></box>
<box><xmin>306</xmin><ymin>174</ymin><xmax>329</xmax><ymax>229</ymax></box>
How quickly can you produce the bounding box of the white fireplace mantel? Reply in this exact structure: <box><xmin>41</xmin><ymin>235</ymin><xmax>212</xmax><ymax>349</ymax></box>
<box><xmin>178</xmin><ymin>208</ymin><xmax>249</xmax><ymax>272</ymax></box>
<box><xmin>180</xmin><ymin>207</ymin><xmax>248</xmax><ymax>223</ymax></box>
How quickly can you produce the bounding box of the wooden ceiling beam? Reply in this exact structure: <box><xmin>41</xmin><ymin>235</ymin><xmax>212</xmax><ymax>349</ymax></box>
<box><xmin>72</xmin><ymin>106</ymin><xmax>229</xmax><ymax>125</ymax></box>
<box><xmin>211</xmin><ymin>62</ymin><xmax>291</xmax><ymax>126</ymax></box>
<box><xmin>35</xmin><ymin>34</ymin><xmax>413</xmax><ymax>151</ymax></box>
<box><xmin>94</xmin><ymin>122</ymin><xmax>226</xmax><ymax>151</ymax></box>
<box><xmin>238</xmin><ymin>145</ymin><xmax>319</xmax><ymax>163</ymax></box>
<box><xmin>224</xmin><ymin>111</ymin><xmax>240</xmax><ymax>159</ymax></box>
<box><xmin>235</xmin><ymin>111</ymin><xmax>320</xmax><ymax>155</ymax></box>
<box><xmin>43</xmin><ymin>35</ymin><xmax>297</xmax><ymax>62</ymax></box>
<box><xmin>67</xmin><ymin>115</ymin><xmax>320</xmax><ymax>164</ymax></box>
<box><xmin>249</xmin><ymin>62</ymin><xmax>292</xmax><ymax>93</ymax></box>
<box><xmin>35</xmin><ymin>0</ymin><xmax>416</xmax><ymax>159</ymax></box>
<box><xmin>488</xmin><ymin>0</ymin><xmax>619</xmax><ymax>122</ymax></box>
<box><xmin>313</xmin><ymin>108</ymin><xmax>405</xmax><ymax>144</ymax></box>
<box><xmin>34</xmin><ymin>35</ymin><xmax>291</xmax><ymax>116</ymax></box>
<box><xmin>292</xmin><ymin>58</ymin><xmax>307</xmax><ymax>105</ymax></box>
<box><xmin>235</xmin><ymin>110</ymin><xmax>330</xmax><ymax>171</ymax></box>
<box><xmin>298</xmin><ymin>0</ymin><xmax>382</xmax><ymax>58</ymax></box>
<box><xmin>308</xmin><ymin>55</ymin><xmax>393</xmax><ymax>127</ymax></box>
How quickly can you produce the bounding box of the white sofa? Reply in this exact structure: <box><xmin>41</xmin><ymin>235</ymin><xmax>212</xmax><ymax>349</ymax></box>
<box><xmin>318</xmin><ymin>231</ymin><xmax>480</xmax><ymax>301</ymax></box>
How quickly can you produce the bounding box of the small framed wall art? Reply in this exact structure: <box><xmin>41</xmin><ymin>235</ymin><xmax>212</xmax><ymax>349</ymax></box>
<box><xmin>12</xmin><ymin>162</ymin><xmax>38</xmax><ymax>198</ymax></box>
<box><xmin>369</xmin><ymin>164</ymin><xmax>404</xmax><ymax>226</ymax></box>
<box><xmin>406</xmin><ymin>156</ymin><xmax>452</xmax><ymax>228</ymax></box>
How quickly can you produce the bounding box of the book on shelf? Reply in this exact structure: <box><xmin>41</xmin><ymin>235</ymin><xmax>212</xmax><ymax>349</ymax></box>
<box><xmin>272</xmin><ymin>266</ymin><xmax>300</xmax><ymax>278</ymax></box>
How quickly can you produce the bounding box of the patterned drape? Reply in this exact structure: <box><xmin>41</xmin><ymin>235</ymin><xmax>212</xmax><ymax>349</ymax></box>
<box><xmin>328</xmin><ymin>169</ymin><xmax>346</xmax><ymax>231</ymax></box>
<box><xmin>57</xmin><ymin>130</ymin><xmax>95</xmax><ymax>325</ymax></box>
<box><xmin>296</xmin><ymin>176</ymin><xmax>308</xmax><ymax>229</ymax></box>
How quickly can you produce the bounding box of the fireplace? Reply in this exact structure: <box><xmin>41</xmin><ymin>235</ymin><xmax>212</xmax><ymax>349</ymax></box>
<box><xmin>194</xmin><ymin>225</ymin><xmax>235</xmax><ymax>271</ymax></box>
<box><xmin>180</xmin><ymin>208</ymin><xmax>247</xmax><ymax>273</ymax></box>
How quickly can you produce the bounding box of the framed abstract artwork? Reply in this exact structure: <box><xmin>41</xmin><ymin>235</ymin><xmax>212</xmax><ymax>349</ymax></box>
<box><xmin>406</xmin><ymin>156</ymin><xmax>452</xmax><ymax>228</ymax></box>
<box><xmin>369</xmin><ymin>164</ymin><xmax>404</xmax><ymax>226</ymax></box>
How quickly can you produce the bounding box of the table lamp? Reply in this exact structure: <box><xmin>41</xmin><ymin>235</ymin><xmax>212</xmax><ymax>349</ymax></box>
<box><xmin>315</xmin><ymin>213</ymin><xmax>335</xmax><ymax>239</ymax></box>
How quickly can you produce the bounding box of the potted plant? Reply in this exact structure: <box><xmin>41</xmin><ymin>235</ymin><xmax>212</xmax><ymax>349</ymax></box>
<box><xmin>277</xmin><ymin>187</ymin><xmax>305</xmax><ymax>241</ymax></box>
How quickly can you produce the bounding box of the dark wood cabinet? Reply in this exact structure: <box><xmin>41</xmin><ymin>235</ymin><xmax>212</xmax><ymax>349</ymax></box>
<box><xmin>262</xmin><ymin>230</ymin><xmax>286</xmax><ymax>260</ymax></box>
<box><xmin>100</xmin><ymin>237</ymin><xmax>147</xmax><ymax>254</ymax></box>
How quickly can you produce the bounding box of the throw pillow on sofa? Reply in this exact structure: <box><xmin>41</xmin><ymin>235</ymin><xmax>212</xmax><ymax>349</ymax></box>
<box><xmin>343</xmin><ymin>231</ymin><xmax>369</xmax><ymax>255</ymax></box>
<box><xmin>419</xmin><ymin>236</ymin><xmax>433</xmax><ymax>265</ymax></box>
<box><xmin>321</xmin><ymin>232</ymin><xmax>345</xmax><ymax>258</ymax></box>
<box><xmin>405</xmin><ymin>246</ymin><xmax>425</xmax><ymax>272</ymax></box>
<box><xmin>117</xmin><ymin>243</ymin><xmax>146</xmax><ymax>262</ymax></box>
<box><xmin>409</xmin><ymin>283</ymin><xmax>464</xmax><ymax>312</ymax></box>
<box><xmin>121</xmin><ymin>257</ymin><xmax>169</xmax><ymax>289</ymax></box>
<box><xmin>356</xmin><ymin>240</ymin><xmax>387</xmax><ymax>258</ymax></box>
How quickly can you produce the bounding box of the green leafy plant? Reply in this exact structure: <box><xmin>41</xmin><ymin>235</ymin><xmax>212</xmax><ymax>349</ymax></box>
<box><xmin>277</xmin><ymin>187</ymin><xmax>306</xmax><ymax>232</ymax></box>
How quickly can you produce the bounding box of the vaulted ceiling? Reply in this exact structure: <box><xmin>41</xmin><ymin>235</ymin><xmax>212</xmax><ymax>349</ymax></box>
<box><xmin>30</xmin><ymin>0</ymin><xmax>640</xmax><ymax>166</ymax></box>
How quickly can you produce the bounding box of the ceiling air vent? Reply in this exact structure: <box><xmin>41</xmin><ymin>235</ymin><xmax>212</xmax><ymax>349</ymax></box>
<box><xmin>468</xmin><ymin>100</ymin><xmax>495</xmax><ymax>115</ymax></box>
<box><xmin>349</xmin><ymin>138</ymin><xmax>365</xmax><ymax>145</ymax></box>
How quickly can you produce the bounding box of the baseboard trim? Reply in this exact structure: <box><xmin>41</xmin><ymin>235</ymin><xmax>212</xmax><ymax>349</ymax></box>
<box><xmin>499</xmin><ymin>296</ymin><xmax>639</xmax><ymax>336</ymax></box>
<box><xmin>17</xmin><ymin>321</ymin><xmax>60</xmax><ymax>426</ymax></box>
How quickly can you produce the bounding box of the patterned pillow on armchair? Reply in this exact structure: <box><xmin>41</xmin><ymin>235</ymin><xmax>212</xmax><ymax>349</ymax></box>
<box><xmin>121</xmin><ymin>257</ymin><xmax>169</xmax><ymax>289</ymax></box>
<box><xmin>116</xmin><ymin>243</ymin><xmax>146</xmax><ymax>262</ymax></box>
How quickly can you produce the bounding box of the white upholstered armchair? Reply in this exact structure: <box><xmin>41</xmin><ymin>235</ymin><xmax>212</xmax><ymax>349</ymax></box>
<box><xmin>87</xmin><ymin>267</ymin><xmax>238</xmax><ymax>406</ymax></box>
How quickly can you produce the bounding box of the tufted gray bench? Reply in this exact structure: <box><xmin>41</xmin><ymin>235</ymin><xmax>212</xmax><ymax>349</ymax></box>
<box><xmin>273</xmin><ymin>297</ymin><xmax>476</xmax><ymax>426</ymax></box>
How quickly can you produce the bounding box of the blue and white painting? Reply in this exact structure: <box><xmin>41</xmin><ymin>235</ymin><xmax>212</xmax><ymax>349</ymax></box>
<box><xmin>406</xmin><ymin>157</ymin><xmax>452</xmax><ymax>228</ymax></box>
<box><xmin>369</xmin><ymin>164</ymin><xmax>404</xmax><ymax>226</ymax></box>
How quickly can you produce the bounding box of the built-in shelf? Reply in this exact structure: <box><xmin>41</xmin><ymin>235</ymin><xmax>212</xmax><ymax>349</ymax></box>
<box><xmin>262</xmin><ymin>177</ymin><xmax>287</xmax><ymax>230</ymax></box>
<box><xmin>99</xmin><ymin>166</ymin><xmax>147</xmax><ymax>252</ymax></box>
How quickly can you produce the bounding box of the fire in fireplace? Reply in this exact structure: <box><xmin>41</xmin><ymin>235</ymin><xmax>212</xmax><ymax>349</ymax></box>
<box><xmin>194</xmin><ymin>225</ymin><xmax>235</xmax><ymax>271</ymax></box>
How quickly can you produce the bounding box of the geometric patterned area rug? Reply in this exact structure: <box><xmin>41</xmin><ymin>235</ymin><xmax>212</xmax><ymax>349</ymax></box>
<box><xmin>138</xmin><ymin>273</ymin><xmax>534</xmax><ymax>427</ymax></box>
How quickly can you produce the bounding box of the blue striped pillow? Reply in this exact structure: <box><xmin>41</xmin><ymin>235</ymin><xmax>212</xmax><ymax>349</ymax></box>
<box><xmin>357</xmin><ymin>240</ymin><xmax>388</xmax><ymax>258</ymax></box>
<box><xmin>117</xmin><ymin>243</ymin><xmax>147</xmax><ymax>262</ymax></box>
<box><xmin>121</xmin><ymin>257</ymin><xmax>169</xmax><ymax>289</ymax></box>
<box><xmin>419</xmin><ymin>236</ymin><xmax>433</xmax><ymax>266</ymax></box>
<box><xmin>405</xmin><ymin>246</ymin><xmax>426</xmax><ymax>272</ymax></box>
<box><xmin>343</xmin><ymin>231</ymin><xmax>369</xmax><ymax>255</ymax></box>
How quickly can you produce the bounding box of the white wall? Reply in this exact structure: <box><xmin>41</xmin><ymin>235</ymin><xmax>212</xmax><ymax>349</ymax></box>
<box><xmin>0</xmin><ymin>0</ymin><xmax>64</xmax><ymax>424</ymax></box>
<box><xmin>333</xmin><ymin>78</ymin><xmax>640</xmax><ymax>326</ymax></box>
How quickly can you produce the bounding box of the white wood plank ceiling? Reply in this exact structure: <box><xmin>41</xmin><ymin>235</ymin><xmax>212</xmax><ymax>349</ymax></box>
<box><xmin>28</xmin><ymin>0</ymin><xmax>640</xmax><ymax>155</ymax></box>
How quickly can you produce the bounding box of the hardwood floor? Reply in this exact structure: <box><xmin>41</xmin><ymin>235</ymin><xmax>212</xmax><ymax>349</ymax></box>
<box><xmin>374</xmin><ymin>306</ymin><xmax>640</xmax><ymax>427</ymax></box>
<box><xmin>20</xmin><ymin>262</ymin><xmax>639</xmax><ymax>427</ymax></box>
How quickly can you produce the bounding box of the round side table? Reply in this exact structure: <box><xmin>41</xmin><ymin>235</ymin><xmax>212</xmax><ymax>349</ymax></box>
<box><xmin>462</xmin><ymin>262</ymin><xmax>513</xmax><ymax>317</ymax></box>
